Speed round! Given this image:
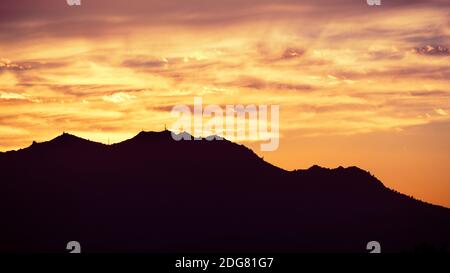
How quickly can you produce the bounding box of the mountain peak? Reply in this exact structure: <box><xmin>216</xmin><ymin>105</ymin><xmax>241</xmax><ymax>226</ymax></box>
<box><xmin>126</xmin><ymin>130</ymin><xmax>225</xmax><ymax>144</ymax></box>
<box><xmin>45</xmin><ymin>132</ymin><xmax>96</xmax><ymax>146</ymax></box>
<box><xmin>52</xmin><ymin>132</ymin><xmax>83</xmax><ymax>142</ymax></box>
<box><xmin>302</xmin><ymin>165</ymin><xmax>369</xmax><ymax>175</ymax></box>
<box><xmin>124</xmin><ymin>130</ymin><xmax>173</xmax><ymax>144</ymax></box>
<box><xmin>293</xmin><ymin>165</ymin><xmax>385</xmax><ymax>192</ymax></box>
<box><xmin>26</xmin><ymin>132</ymin><xmax>103</xmax><ymax>152</ymax></box>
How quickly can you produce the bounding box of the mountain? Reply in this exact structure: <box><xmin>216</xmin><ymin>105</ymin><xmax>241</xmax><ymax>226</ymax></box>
<box><xmin>0</xmin><ymin>131</ymin><xmax>449</xmax><ymax>253</ymax></box>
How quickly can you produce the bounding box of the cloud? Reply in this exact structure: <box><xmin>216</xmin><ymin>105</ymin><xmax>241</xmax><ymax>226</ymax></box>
<box><xmin>102</xmin><ymin>92</ymin><xmax>136</xmax><ymax>103</ymax></box>
<box><xmin>281</xmin><ymin>48</ymin><xmax>305</xmax><ymax>60</ymax></box>
<box><xmin>409</xmin><ymin>90</ymin><xmax>450</xmax><ymax>97</ymax></box>
<box><xmin>0</xmin><ymin>58</ymin><xmax>32</xmax><ymax>71</ymax></box>
<box><xmin>1</xmin><ymin>0</ymin><xmax>448</xmax><ymax>43</ymax></box>
<box><xmin>366</xmin><ymin>49</ymin><xmax>404</xmax><ymax>61</ymax></box>
<box><xmin>0</xmin><ymin>92</ymin><xmax>28</xmax><ymax>100</ymax></box>
<box><xmin>0</xmin><ymin>58</ymin><xmax>67</xmax><ymax>72</ymax></box>
<box><xmin>435</xmin><ymin>108</ymin><xmax>448</xmax><ymax>116</ymax></box>
<box><xmin>335</xmin><ymin>65</ymin><xmax>450</xmax><ymax>80</ymax></box>
<box><xmin>232</xmin><ymin>76</ymin><xmax>314</xmax><ymax>92</ymax></box>
<box><xmin>414</xmin><ymin>45</ymin><xmax>450</xmax><ymax>56</ymax></box>
<box><xmin>405</xmin><ymin>34</ymin><xmax>449</xmax><ymax>45</ymax></box>
<box><xmin>122</xmin><ymin>58</ymin><xmax>169</xmax><ymax>69</ymax></box>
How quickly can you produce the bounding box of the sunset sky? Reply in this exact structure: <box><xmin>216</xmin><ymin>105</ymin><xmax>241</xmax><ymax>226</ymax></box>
<box><xmin>0</xmin><ymin>0</ymin><xmax>449</xmax><ymax>207</ymax></box>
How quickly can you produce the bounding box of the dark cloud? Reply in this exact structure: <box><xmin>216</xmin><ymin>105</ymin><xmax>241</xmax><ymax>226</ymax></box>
<box><xmin>0</xmin><ymin>60</ymin><xmax>32</xmax><ymax>71</ymax></box>
<box><xmin>325</xmin><ymin>22</ymin><xmax>449</xmax><ymax>47</ymax></box>
<box><xmin>281</xmin><ymin>48</ymin><xmax>305</xmax><ymax>60</ymax></box>
<box><xmin>405</xmin><ymin>34</ymin><xmax>449</xmax><ymax>45</ymax></box>
<box><xmin>409</xmin><ymin>90</ymin><xmax>450</xmax><ymax>96</ymax></box>
<box><xmin>0</xmin><ymin>59</ymin><xmax>67</xmax><ymax>72</ymax></box>
<box><xmin>1</xmin><ymin>0</ymin><xmax>449</xmax><ymax>41</ymax></box>
<box><xmin>233</xmin><ymin>76</ymin><xmax>314</xmax><ymax>91</ymax></box>
<box><xmin>122</xmin><ymin>56</ymin><xmax>221</xmax><ymax>73</ymax></box>
<box><xmin>414</xmin><ymin>45</ymin><xmax>450</xmax><ymax>56</ymax></box>
<box><xmin>366</xmin><ymin>50</ymin><xmax>404</xmax><ymax>61</ymax></box>
<box><xmin>336</xmin><ymin>65</ymin><xmax>450</xmax><ymax>80</ymax></box>
<box><xmin>357</xmin><ymin>90</ymin><xmax>450</xmax><ymax>98</ymax></box>
<box><xmin>122</xmin><ymin>58</ymin><xmax>168</xmax><ymax>69</ymax></box>
<box><xmin>294</xmin><ymin>102</ymin><xmax>374</xmax><ymax>113</ymax></box>
<box><xmin>47</xmin><ymin>85</ymin><xmax>146</xmax><ymax>98</ymax></box>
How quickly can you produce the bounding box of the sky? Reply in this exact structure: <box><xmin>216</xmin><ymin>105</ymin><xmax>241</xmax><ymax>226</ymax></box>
<box><xmin>0</xmin><ymin>0</ymin><xmax>449</xmax><ymax>207</ymax></box>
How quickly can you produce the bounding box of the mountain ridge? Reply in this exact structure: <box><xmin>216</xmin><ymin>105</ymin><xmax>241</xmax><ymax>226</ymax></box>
<box><xmin>0</xmin><ymin>130</ymin><xmax>449</xmax><ymax>253</ymax></box>
<box><xmin>1</xmin><ymin>130</ymin><xmax>448</xmax><ymax>210</ymax></box>
<box><xmin>0</xmin><ymin>130</ymin><xmax>399</xmax><ymax>178</ymax></box>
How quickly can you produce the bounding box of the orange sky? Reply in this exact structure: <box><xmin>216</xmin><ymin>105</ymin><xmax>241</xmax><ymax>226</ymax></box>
<box><xmin>0</xmin><ymin>0</ymin><xmax>449</xmax><ymax>207</ymax></box>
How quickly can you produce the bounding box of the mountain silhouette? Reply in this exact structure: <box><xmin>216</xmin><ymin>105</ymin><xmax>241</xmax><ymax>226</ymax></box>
<box><xmin>0</xmin><ymin>130</ymin><xmax>449</xmax><ymax>253</ymax></box>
